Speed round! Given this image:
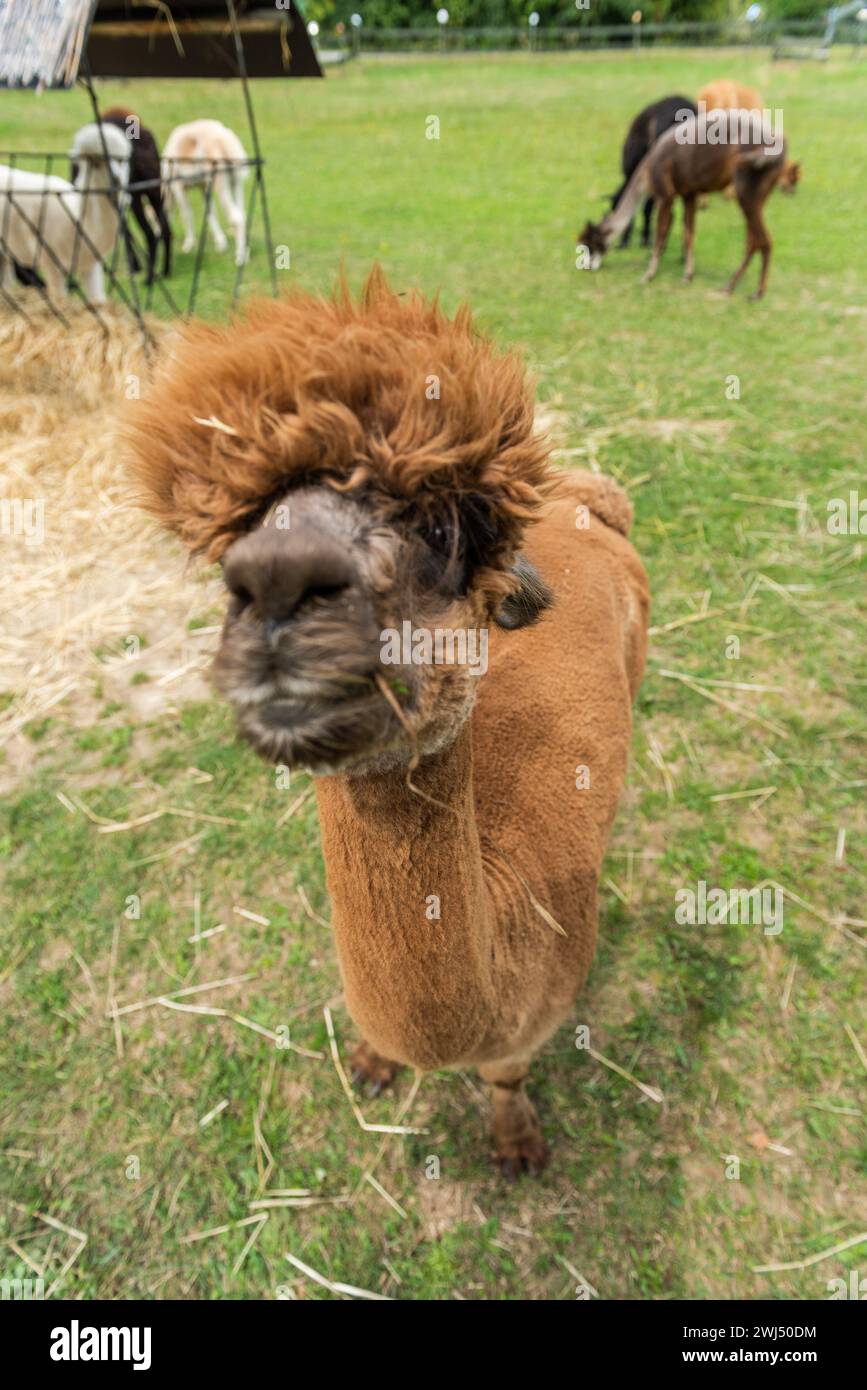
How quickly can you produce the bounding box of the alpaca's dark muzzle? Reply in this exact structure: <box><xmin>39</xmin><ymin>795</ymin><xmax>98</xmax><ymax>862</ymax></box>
<box><xmin>212</xmin><ymin>488</ymin><xmax>399</xmax><ymax>771</ymax></box>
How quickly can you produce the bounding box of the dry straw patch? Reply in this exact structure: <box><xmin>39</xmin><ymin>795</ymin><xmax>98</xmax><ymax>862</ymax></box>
<box><xmin>0</xmin><ymin>308</ymin><xmax>222</xmax><ymax>783</ymax></box>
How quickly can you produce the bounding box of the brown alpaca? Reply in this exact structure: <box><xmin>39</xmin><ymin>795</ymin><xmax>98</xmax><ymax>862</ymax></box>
<box><xmin>579</xmin><ymin>114</ymin><xmax>788</xmax><ymax>298</ymax></box>
<box><xmin>125</xmin><ymin>271</ymin><xmax>649</xmax><ymax>1176</ymax></box>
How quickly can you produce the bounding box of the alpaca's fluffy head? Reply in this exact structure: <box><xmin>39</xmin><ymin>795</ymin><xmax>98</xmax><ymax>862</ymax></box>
<box><xmin>126</xmin><ymin>269</ymin><xmax>555</xmax><ymax>773</ymax></box>
<box><xmin>69</xmin><ymin>122</ymin><xmax>131</xmax><ymax>192</ymax></box>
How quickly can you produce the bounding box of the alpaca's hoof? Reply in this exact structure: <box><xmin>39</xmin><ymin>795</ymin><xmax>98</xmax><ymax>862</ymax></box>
<box><xmin>181</xmin><ymin>238</ymin><xmax>195</xmax><ymax>255</ymax></box>
<box><xmin>349</xmin><ymin>1040</ymin><xmax>401</xmax><ymax>1097</ymax></box>
<box><xmin>495</xmin><ymin>1134</ymin><xmax>550</xmax><ymax>1181</ymax></box>
<box><xmin>748</xmin><ymin>291</ymin><xmax>765</xmax><ymax>303</ymax></box>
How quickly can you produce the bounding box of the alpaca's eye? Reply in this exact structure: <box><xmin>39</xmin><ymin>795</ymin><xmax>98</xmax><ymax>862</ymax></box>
<box><xmin>421</xmin><ymin>520</ymin><xmax>454</xmax><ymax>556</ymax></box>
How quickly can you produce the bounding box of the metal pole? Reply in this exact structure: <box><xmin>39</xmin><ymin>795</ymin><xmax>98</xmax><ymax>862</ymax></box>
<box><xmin>226</xmin><ymin>0</ymin><xmax>278</xmax><ymax>297</ymax></box>
<box><xmin>80</xmin><ymin>58</ymin><xmax>154</xmax><ymax>349</ymax></box>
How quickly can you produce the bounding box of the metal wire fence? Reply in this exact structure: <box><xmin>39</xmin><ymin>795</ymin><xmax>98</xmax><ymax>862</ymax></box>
<box><xmin>335</xmin><ymin>18</ymin><xmax>866</xmax><ymax>56</ymax></box>
<box><xmin>0</xmin><ymin>154</ymin><xmax>266</xmax><ymax>341</ymax></box>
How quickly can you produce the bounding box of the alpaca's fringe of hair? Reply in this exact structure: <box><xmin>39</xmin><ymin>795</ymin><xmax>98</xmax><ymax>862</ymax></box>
<box><xmin>124</xmin><ymin>266</ymin><xmax>557</xmax><ymax>590</ymax></box>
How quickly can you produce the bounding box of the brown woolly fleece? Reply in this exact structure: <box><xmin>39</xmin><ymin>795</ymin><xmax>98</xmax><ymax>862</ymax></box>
<box><xmin>126</xmin><ymin>271</ymin><xmax>649</xmax><ymax>1171</ymax></box>
<box><xmin>125</xmin><ymin>266</ymin><xmax>552</xmax><ymax>602</ymax></box>
<box><xmin>315</xmin><ymin>475</ymin><xmax>648</xmax><ymax>1071</ymax></box>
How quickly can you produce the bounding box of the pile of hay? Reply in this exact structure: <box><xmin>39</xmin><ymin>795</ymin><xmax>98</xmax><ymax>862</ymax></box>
<box><xmin>0</xmin><ymin>307</ymin><xmax>223</xmax><ymax>786</ymax></box>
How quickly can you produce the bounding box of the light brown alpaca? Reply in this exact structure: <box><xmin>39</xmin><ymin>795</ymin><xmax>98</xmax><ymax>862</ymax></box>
<box><xmin>697</xmin><ymin>83</ymin><xmax>801</xmax><ymax>198</ymax></box>
<box><xmin>125</xmin><ymin>271</ymin><xmax>649</xmax><ymax>1176</ymax></box>
<box><xmin>698</xmin><ymin>80</ymin><xmax>763</xmax><ymax>114</ymax></box>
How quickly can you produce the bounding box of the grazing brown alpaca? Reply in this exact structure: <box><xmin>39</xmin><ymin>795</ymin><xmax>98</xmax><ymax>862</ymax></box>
<box><xmin>125</xmin><ymin>271</ymin><xmax>649</xmax><ymax>1176</ymax></box>
<box><xmin>579</xmin><ymin>115</ymin><xmax>788</xmax><ymax>298</ymax></box>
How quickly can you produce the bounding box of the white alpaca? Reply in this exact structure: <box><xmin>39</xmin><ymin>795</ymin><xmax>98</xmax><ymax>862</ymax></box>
<box><xmin>0</xmin><ymin>123</ymin><xmax>130</xmax><ymax>306</ymax></box>
<box><xmin>161</xmin><ymin>120</ymin><xmax>249</xmax><ymax>266</ymax></box>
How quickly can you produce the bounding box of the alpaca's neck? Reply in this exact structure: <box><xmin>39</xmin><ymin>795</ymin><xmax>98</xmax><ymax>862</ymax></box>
<box><xmin>604</xmin><ymin>157</ymin><xmax>651</xmax><ymax>239</ymax></box>
<box><xmin>73</xmin><ymin>170</ymin><xmax>123</xmax><ymax>255</ymax></box>
<box><xmin>314</xmin><ymin>722</ymin><xmax>499</xmax><ymax>1070</ymax></box>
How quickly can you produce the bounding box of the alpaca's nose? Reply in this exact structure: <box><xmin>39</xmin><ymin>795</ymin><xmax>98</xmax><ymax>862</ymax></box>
<box><xmin>221</xmin><ymin>524</ymin><xmax>357</xmax><ymax>638</ymax></box>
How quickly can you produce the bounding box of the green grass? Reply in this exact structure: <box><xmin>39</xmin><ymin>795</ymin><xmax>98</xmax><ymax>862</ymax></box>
<box><xmin>1</xmin><ymin>50</ymin><xmax>866</xmax><ymax>1301</ymax></box>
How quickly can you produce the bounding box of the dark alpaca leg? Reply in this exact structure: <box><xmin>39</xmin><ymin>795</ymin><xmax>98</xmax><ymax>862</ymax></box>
<box><xmin>152</xmin><ymin>194</ymin><xmax>172</xmax><ymax>278</ymax></box>
<box><xmin>641</xmin><ymin>195</ymin><xmax>654</xmax><ymax>248</ymax></box>
<box><xmin>641</xmin><ymin>195</ymin><xmax>673</xmax><ymax>284</ymax></box>
<box><xmin>681</xmin><ymin>194</ymin><xmax>697</xmax><ymax>282</ymax></box>
<box><xmin>129</xmin><ymin>192</ymin><xmax>159</xmax><ymax>286</ymax></box>
<box><xmin>13</xmin><ymin>262</ymin><xmax>45</xmax><ymax>289</ymax></box>
<box><xmin>618</xmin><ymin>218</ymin><xmax>634</xmax><ymax>250</ymax></box>
<box><xmin>121</xmin><ymin>216</ymin><xmax>141</xmax><ymax>277</ymax></box>
<box><xmin>349</xmin><ymin>1039</ymin><xmax>402</xmax><ymax>1097</ymax></box>
<box><xmin>479</xmin><ymin>1057</ymin><xmax>549</xmax><ymax>1179</ymax></box>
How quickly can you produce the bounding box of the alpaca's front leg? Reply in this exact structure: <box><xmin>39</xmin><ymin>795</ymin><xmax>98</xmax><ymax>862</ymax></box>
<box><xmin>640</xmin><ymin>196</ymin><xmax>673</xmax><ymax>285</ymax></box>
<box><xmin>349</xmin><ymin>1038</ymin><xmax>403</xmax><ymax>1098</ymax></box>
<box><xmin>479</xmin><ymin>1058</ymin><xmax>549</xmax><ymax>1180</ymax></box>
<box><xmin>681</xmin><ymin>194</ymin><xmax>697</xmax><ymax>283</ymax></box>
<box><xmin>175</xmin><ymin>185</ymin><xmax>196</xmax><ymax>254</ymax></box>
<box><xmin>84</xmin><ymin>260</ymin><xmax>106</xmax><ymax>306</ymax></box>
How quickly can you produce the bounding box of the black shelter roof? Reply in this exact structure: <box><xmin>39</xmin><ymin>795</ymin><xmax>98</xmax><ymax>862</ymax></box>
<box><xmin>0</xmin><ymin>0</ymin><xmax>322</xmax><ymax>89</ymax></box>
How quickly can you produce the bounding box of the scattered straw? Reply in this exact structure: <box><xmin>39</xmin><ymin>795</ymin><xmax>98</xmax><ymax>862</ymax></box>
<box><xmin>753</xmin><ymin>1230</ymin><xmax>867</xmax><ymax>1276</ymax></box>
<box><xmin>199</xmin><ymin>1099</ymin><xmax>229</xmax><ymax>1128</ymax></box>
<box><xmin>284</xmin><ymin>1251</ymin><xmax>391</xmax><ymax>1301</ymax></box>
<box><xmin>153</xmin><ymin>997</ymin><xmax>324</xmax><ymax>1060</ymax></box>
<box><xmin>180</xmin><ymin>1214</ymin><xmax>266</xmax><ymax>1245</ymax></box>
<box><xmin>234</xmin><ymin>906</ymin><xmax>270</xmax><ymax>927</ymax></box>
<box><xmin>843</xmin><ymin>1023</ymin><xmax>867</xmax><ymax>1075</ymax></box>
<box><xmin>323</xmin><ymin>1006</ymin><xmax>425</xmax><ymax>1135</ymax></box>
<box><xmin>710</xmin><ymin>786</ymin><xmax>777</xmax><ymax>803</ymax></box>
<box><xmin>363</xmin><ymin>1173</ymin><xmax>408</xmax><ymax>1219</ymax></box>
<box><xmin>658</xmin><ymin>668</ymin><xmax>788</xmax><ymax>740</ymax></box>
<box><xmin>187</xmin><ymin>924</ymin><xmax>226</xmax><ymax>944</ymax></box>
<box><xmin>297</xmin><ymin>883</ymin><xmax>330</xmax><ymax>928</ymax></box>
<box><xmin>7</xmin><ymin>1202</ymin><xmax>87</xmax><ymax>1298</ymax></box>
<box><xmin>555</xmin><ymin>1254</ymin><xmax>600</xmax><ymax>1299</ymax></box>
<box><xmin>249</xmin><ymin>1195</ymin><xmax>351</xmax><ymax>1210</ymax></box>
<box><xmin>110</xmin><ymin>972</ymin><xmax>257</xmax><ymax>1018</ymax></box>
<box><xmin>232</xmin><ymin>1214</ymin><xmax>268</xmax><ymax>1275</ymax></box>
<box><xmin>585</xmin><ymin>1046</ymin><xmax>664</xmax><ymax>1104</ymax></box>
<box><xmin>275</xmin><ymin>784</ymin><xmax>314</xmax><ymax>827</ymax></box>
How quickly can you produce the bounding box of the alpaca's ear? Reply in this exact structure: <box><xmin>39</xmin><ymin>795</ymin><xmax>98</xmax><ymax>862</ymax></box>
<box><xmin>494</xmin><ymin>555</ymin><xmax>554</xmax><ymax>630</ymax></box>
